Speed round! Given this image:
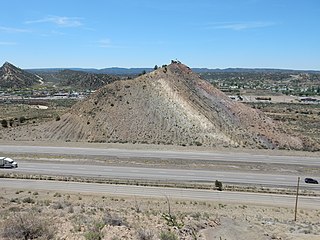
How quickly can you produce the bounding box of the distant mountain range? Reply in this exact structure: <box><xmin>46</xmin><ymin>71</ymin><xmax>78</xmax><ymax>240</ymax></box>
<box><xmin>27</xmin><ymin>67</ymin><xmax>154</xmax><ymax>75</ymax></box>
<box><xmin>36</xmin><ymin>69</ymin><xmax>120</xmax><ymax>89</ymax></box>
<box><xmin>1</xmin><ymin>61</ymin><xmax>319</xmax><ymax>90</ymax></box>
<box><xmin>27</xmin><ymin>67</ymin><xmax>320</xmax><ymax>75</ymax></box>
<box><xmin>0</xmin><ymin>62</ymin><xmax>120</xmax><ymax>90</ymax></box>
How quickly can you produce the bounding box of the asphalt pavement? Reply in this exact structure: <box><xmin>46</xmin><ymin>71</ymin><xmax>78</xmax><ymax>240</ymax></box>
<box><xmin>4</xmin><ymin>161</ymin><xmax>319</xmax><ymax>190</ymax></box>
<box><xmin>1</xmin><ymin>178</ymin><xmax>319</xmax><ymax>209</ymax></box>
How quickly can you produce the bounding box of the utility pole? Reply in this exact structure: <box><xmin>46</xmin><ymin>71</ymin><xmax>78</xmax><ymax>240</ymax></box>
<box><xmin>294</xmin><ymin>177</ymin><xmax>300</xmax><ymax>221</ymax></box>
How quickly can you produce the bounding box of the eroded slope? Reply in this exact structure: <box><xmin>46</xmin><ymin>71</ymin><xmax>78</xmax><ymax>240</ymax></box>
<box><xmin>12</xmin><ymin>62</ymin><xmax>305</xmax><ymax>150</ymax></box>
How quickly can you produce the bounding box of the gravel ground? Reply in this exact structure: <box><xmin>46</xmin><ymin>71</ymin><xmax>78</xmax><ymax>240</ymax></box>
<box><xmin>0</xmin><ymin>188</ymin><xmax>319</xmax><ymax>240</ymax></box>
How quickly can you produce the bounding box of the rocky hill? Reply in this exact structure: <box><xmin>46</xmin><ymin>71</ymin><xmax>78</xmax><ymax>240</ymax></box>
<box><xmin>0</xmin><ymin>62</ymin><xmax>42</xmax><ymax>88</ymax></box>
<box><xmin>59</xmin><ymin>70</ymin><xmax>119</xmax><ymax>89</ymax></box>
<box><xmin>36</xmin><ymin>69</ymin><xmax>120</xmax><ymax>90</ymax></box>
<box><xmin>4</xmin><ymin>62</ymin><xmax>312</xmax><ymax>150</ymax></box>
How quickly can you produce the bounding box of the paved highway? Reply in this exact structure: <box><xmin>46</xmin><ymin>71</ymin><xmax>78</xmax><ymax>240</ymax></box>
<box><xmin>1</xmin><ymin>179</ymin><xmax>319</xmax><ymax>209</ymax></box>
<box><xmin>2</xmin><ymin>161</ymin><xmax>319</xmax><ymax>190</ymax></box>
<box><xmin>1</xmin><ymin>145</ymin><xmax>319</xmax><ymax>189</ymax></box>
<box><xmin>0</xmin><ymin>145</ymin><xmax>319</xmax><ymax>166</ymax></box>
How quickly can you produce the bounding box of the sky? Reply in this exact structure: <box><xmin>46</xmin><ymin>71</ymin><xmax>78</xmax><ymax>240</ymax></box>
<box><xmin>0</xmin><ymin>0</ymin><xmax>320</xmax><ymax>70</ymax></box>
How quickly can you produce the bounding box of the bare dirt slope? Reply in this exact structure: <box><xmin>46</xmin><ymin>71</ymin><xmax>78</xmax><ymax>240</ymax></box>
<box><xmin>0</xmin><ymin>62</ymin><xmax>41</xmax><ymax>88</ymax></box>
<box><xmin>2</xmin><ymin>62</ymin><xmax>312</xmax><ymax>150</ymax></box>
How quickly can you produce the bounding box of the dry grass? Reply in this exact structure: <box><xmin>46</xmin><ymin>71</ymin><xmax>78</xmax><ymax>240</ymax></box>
<box><xmin>1</xmin><ymin>210</ymin><xmax>56</xmax><ymax>240</ymax></box>
<box><xmin>0</xmin><ymin>101</ymin><xmax>73</xmax><ymax>126</ymax></box>
<box><xmin>0</xmin><ymin>188</ymin><xmax>319</xmax><ymax>240</ymax></box>
<box><xmin>247</xmin><ymin>102</ymin><xmax>320</xmax><ymax>147</ymax></box>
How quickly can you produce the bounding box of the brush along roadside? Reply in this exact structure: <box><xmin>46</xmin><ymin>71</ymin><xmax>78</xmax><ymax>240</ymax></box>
<box><xmin>0</xmin><ymin>172</ymin><xmax>318</xmax><ymax>197</ymax></box>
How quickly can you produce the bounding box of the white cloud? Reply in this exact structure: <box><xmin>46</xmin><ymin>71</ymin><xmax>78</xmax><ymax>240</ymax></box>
<box><xmin>25</xmin><ymin>16</ymin><xmax>83</xmax><ymax>27</ymax></box>
<box><xmin>0</xmin><ymin>26</ymin><xmax>30</xmax><ymax>33</ymax></box>
<box><xmin>207</xmin><ymin>21</ymin><xmax>275</xmax><ymax>31</ymax></box>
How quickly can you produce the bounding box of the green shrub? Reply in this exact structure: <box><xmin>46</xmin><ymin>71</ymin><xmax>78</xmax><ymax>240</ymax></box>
<box><xmin>215</xmin><ymin>180</ymin><xmax>223</xmax><ymax>191</ymax></box>
<box><xmin>103</xmin><ymin>212</ymin><xmax>127</xmax><ymax>226</ymax></box>
<box><xmin>162</xmin><ymin>213</ymin><xmax>184</xmax><ymax>229</ymax></box>
<box><xmin>159</xmin><ymin>231</ymin><xmax>178</xmax><ymax>240</ymax></box>
<box><xmin>9</xmin><ymin>119</ymin><xmax>14</xmax><ymax>127</ymax></box>
<box><xmin>22</xmin><ymin>197</ymin><xmax>35</xmax><ymax>204</ymax></box>
<box><xmin>84</xmin><ymin>221</ymin><xmax>105</xmax><ymax>240</ymax></box>
<box><xmin>137</xmin><ymin>228</ymin><xmax>154</xmax><ymax>240</ymax></box>
<box><xmin>19</xmin><ymin>116</ymin><xmax>26</xmax><ymax>123</ymax></box>
<box><xmin>84</xmin><ymin>231</ymin><xmax>103</xmax><ymax>240</ymax></box>
<box><xmin>52</xmin><ymin>201</ymin><xmax>64</xmax><ymax>209</ymax></box>
<box><xmin>2</xmin><ymin>211</ymin><xmax>55</xmax><ymax>239</ymax></box>
<box><xmin>53</xmin><ymin>192</ymin><xmax>61</xmax><ymax>197</ymax></box>
<box><xmin>194</xmin><ymin>141</ymin><xmax>202</xmax><ymax>146</ymax></box>
<box><xmin>1</xmin><ymin>119</ymin><xmax>8</xmax><ymax>128</ymax></box>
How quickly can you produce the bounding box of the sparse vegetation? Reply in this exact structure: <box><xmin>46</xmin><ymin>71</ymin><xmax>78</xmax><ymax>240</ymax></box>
<box><xmin>215</xmin><ymin>180</ymin><xmax>223</xmax><ymax>191</ymax></box>
<box><xmin>19</xmin><ymin>116</ymin><xmax>26</xmax><ymax>123</ymax></box>
<box><xmin>0</xmin><ymin>100</ymin><xmax>76</xmax><ymax>127</ymax></box>
<box><xmin>162</xmin><ymin>196</ymin><xmax>184</xmax><ymax>229</ymax></box>
<box><xmin>103</xmin><ymin>212</ymin><xmax>127</xmax><ymax>227</ymax></box>
<box><xmin>0</xmin><ymin>189</ymin><xmax>319</xmax><ymax>239</ymax></box>
<box><xmin>201</xmin><ymin>71</ymin><xmax>320</xmax><ymax>96</ymax></box>
<box><xmin>53</xmin><ymin>192</ymin><xmax>61</xmax><ymax>197</ymax></box>
<box><xmin>137</xmin><ymin>228</ymin><xmax>154</xmax><ymax>240</ymax></box>
<box><xmin>159</xmin><ymin>230</ymin><xmax>178</xmax><ymax>240</ymax></box>
<box><xmin>1</xmin><ymin>210</ymin><xmax>55</xmax><ymax>240</ymax></box>
<box><xmin>246</xmin><ymin>102</ymin><xmax>320</xmax><ymax>149</ymax></box>
<box><xmin>84</xmin><ymin>221</ymin><xmax>104</xmax><ymax>240</ymax></box>
<box><xmin>1</xmin><ymin>119</ymin><xmax>8</xmax><ymax>128</ymax></box>
<box><xmin>22</xmin><ymin>196</ymin><xmax>35</xmax><ymax>204</ymax></box>
<box><xmin>9</xmin><ymin>118</ymin><xmax>14</xmax><ymax>127</ymax></box>
<box><xmin>139</xmin><ymin>70</ymin><xmax>147</xmax><ymax>76</ymax></box>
